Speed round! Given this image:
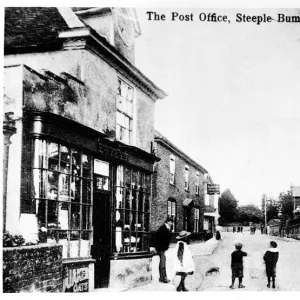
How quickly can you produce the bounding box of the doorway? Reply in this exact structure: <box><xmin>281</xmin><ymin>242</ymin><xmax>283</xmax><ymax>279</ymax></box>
<box><xmin>92</xmin><ymin>189</ymin><xmax>110</xmax><ymax>288</ymax></box>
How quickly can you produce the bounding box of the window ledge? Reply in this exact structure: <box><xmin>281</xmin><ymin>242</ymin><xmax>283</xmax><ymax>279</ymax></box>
<box><xmin>62</xmin><ymin>257</ymin><xmax>95</xmax><ymax>265</ymax></box>
<box><xmin>111</xmin><ymin>252</ymin><xmax>152</xmax><ymax>260</ymax></box>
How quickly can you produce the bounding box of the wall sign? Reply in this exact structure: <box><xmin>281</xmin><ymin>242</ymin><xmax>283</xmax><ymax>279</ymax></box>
<box><xmin>97</xmin><ymin>142</ymin><xmax>129</xmax><ymax>162</ymax></box>
<box><xmin>63</xmin><ymin>265</ymin><xmax>89</xmax><ymax>293</ymax></box>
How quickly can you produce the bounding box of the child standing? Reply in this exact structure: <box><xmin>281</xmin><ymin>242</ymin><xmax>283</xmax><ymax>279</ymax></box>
<box><xmin>230</xmin><ymin>242</ymin><xmax>247</xmax><ymax>289</ymax></box>
<box><xmin>263</xmin><ymin>241</ymin><xmax>279</xmax><ymax>288</ymax></box>
<box><xmin>172</xmin><ymin>231</ymin><xmax>195</xmax><ymax>292</ymax></box>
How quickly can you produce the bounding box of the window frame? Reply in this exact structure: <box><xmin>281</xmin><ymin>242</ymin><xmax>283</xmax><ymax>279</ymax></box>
<box><xmin>116</xmin><ymin>78</ymin><xmax>134</xmax><ymax>145</ymax></box>
<box><xmin>194</xmin><ymin>207</ymin><xmax>200</xmax><ymax>233</ymax></box>
<box><xmin>113</xmin><ymin>165</ymin><xmax>151</xmax><ymax>254</ymax></box>
<box><xmin>167</xmin><ymin>199</ymin><xmax>177</xmax><ymax>232</ymax></box>
<box><xmin>184</xmin><ymin>165</ymin><xmax>189</xmax><ymax>191</ymax></box>
<box><xmin>169</xmin><ymin>155</ymin><xmax>175</xmax><ymax>185</ymax></box>
<box><xmin>32</xmin><ymin>138</ymin><xmax>93</xmax><ymax>259</ymax></box>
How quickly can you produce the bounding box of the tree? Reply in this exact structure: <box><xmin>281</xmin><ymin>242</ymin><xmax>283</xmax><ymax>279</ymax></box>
<box><xmin>278</xmin><ymin>190</ymin><xmax>294</xmax><ymax>219</ymax></box>
<box><xmin>235</xmin><ymin>204</ymin><xmax>263</xmax><ymax>224</ymax></box>
<box><xmin>219</xmin><ymin>189</ymin><xmax>238</xmax><ymax>224</ymax></box>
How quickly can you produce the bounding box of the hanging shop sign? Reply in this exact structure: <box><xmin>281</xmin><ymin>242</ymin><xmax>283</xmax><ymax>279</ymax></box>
<box><xmin>207</xmin><ymin>184</ymin><xmax>220</xmax><ymax>195</ymax></box>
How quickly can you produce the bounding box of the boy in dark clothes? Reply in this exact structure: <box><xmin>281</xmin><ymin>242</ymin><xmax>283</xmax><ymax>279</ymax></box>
<box><xmin>263</xmin><ymin>241</ymin><xmax>279</xmax><ymax>288</ymax></box>
<box><xmin>230</xmin><ymin>242</ymin><xmax>247</xmax><ymax>289</ymax></box>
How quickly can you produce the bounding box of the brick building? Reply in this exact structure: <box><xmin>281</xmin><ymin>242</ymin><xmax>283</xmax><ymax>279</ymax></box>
<box><xmin>151</xmin><ymin>131</ymin><xmax>218</xmax><ymax>241</ymax></box>
<box><xmin>3</xmin><ymin>7</ymin><xmax>166</xmax><ymax>291</ymax></box>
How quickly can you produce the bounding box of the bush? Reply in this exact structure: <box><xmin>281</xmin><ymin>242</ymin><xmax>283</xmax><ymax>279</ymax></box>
<box><xmin>3</xmin><ymin>232</ymin><xmax>25</xmax><ymax>247</ymax></box>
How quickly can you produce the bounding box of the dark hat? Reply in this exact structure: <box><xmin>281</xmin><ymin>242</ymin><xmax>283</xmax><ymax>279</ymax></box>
<box><xmin>166</xmin><ymin>217</ymin><xmax>174</xmax><ymax>223</ymax></box>
<box><xmin>270</xmin><ymin>241</ymin><xmax>277</xmax><ymax>248</ymax></box>
<box><xmin>176</xmin><ymin>230</ymin><xmax>191</xmax><ymax>240</ymax></box>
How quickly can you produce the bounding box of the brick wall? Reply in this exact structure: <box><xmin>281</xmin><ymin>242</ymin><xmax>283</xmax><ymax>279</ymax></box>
<box><xmin>3</xmin><ymin>244</ymin><xmax>63</xmax><ymax>293</ymax></box>
<box><xmin>151</xmin><ymin>140</ymin><xmax>205</xmax><ymax>235</ymax></box>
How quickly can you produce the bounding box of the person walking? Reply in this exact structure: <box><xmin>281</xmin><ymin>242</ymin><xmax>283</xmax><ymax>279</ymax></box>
<box><xmin>261</xmin><ymin>224</ymin><xmax>265</xmax><ymax>234</ymax></box>
<box><xmin>263</xmin><ymin>241</ymin><xmax>279</xmax><ymax>289</ymax></box>
<box><xmin>171</xmin><ymin>231</ymin><xmax>195</xmax><ymax>292</ymax></box>
<box><xmin>230</xmin><ymin>242</ymin><xmax>247</xmax><ymax>289</ymax></box>
<box><xmin>154</xmin><ymin>217</ymin><xmax>174</xmax><ymax>283</ymax></box>
<box><xmin>240</xmin><ymin>226</ymin><xmax>243</xmax><ymax>233</ymax></box>
<box><xmin>233</xmin><ymin>226</ymin><xmax>236</xmax><ymax>233</ymax></box>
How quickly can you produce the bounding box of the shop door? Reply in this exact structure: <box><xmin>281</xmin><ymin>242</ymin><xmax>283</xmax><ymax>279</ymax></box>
<box><xmin>92</xmin><ymin>191</ymin><xmax>110</xmax><ymax>288</ymax></box>
<box><xmin>184</xmin><ymin>207</ymin><xmax>191</xmax><ymax>231</ymax></box>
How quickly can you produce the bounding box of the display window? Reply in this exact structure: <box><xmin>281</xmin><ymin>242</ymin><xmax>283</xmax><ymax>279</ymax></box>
<box><xmin>32</xmin><ymin>139</ymin><xmax>92</xmax><ymax>258</ymax></box>
<box><xmin>114</xmin><ymin>165</ymin><xmax>151</xmax><ymax>254</ymax></box>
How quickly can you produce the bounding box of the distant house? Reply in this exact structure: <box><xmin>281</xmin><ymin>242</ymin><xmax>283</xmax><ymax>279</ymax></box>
<box><xmin>151</xmin><ymin>130</ymin><xmax>218</xmax><ymax>241</ymax></box>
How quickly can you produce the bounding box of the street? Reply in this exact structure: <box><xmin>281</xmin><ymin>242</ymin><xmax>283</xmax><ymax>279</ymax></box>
<box><xmin>131</xmin><ymin>232</ymin><xmax>300</xmax><ymax>292</ymax></box>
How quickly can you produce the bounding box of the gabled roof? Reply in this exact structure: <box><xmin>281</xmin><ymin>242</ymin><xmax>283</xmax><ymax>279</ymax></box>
<box><xmin>154</xmin><ymin>130</ymin><xmax>208</xmax><ymax>174</ymax></box>
<box><xmin>5</xmin><ymin>7</ymin><xmax>69</xmax><ymax>52</ymax></box>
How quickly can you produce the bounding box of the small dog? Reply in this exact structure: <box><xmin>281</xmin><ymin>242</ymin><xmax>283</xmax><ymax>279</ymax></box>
<box><xmin>205</xmin><ymin>267</ymin><xmax>220</xmax><ymax>276</ymax></box>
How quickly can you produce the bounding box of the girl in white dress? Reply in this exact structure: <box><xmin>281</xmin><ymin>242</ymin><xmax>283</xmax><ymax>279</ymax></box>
<box><xmin>172</xmin><ymin>231</ymin><xmax>195</xmax><ymax>292</ymax></box>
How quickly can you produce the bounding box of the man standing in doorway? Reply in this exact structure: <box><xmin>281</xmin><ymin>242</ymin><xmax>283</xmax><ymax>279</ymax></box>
<box><xmin>155</xmin><ymin>217</ymin><xmax>174</xmax><ymax>283</ymax></box>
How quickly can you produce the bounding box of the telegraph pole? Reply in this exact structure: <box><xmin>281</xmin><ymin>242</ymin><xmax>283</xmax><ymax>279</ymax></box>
<box><xmin>264</xmin><ymin>195</ymin><xmax>267</xmax><ymax>231</ymax></box>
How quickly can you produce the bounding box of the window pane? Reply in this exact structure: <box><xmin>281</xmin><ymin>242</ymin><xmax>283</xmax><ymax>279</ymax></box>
<box><xmin>94</xmin><ymin>159</ymin><xmax>109</xmax><ymax>176</ymax></box>
<box><xmin>60</xmin><ymin>146</ymin><xmax>70</xmax><ymax>174</ymax></box>
<box><xmin>127</xmin><ymin>87</ymin><xmax>133</xmax><ymax>101</ymax></box>
<box><xmin>71</xmin><ymin>204</ymin><xmax>80</xmax><ymax>229</ymax></box>
<box><xmin>47</xmin><ymin>171</ymin><xmax>58</xmax><ymax>200</ymax></box>
<box><xmin>59</xmin><ymin>174</ymin><xmax>70</xmax><ymax>201</ymax></box>
<box><xmin>124</xmin><ymin>167</ymin><xmax>131</xmax><ymax>186</ymax></box>
<box><xmin>82</xmin><ymin>179</ymin><xmax>91</xmax><ymax>204</ymax></box>
<box><xmin>82</xmin><ymin>205</ymin><xmax>90</xmax><ymax>230</ymax></box>
<box><xmin>138</xmin><ymin>191</ymin><xmax>143</xmax><ymax>211</ymax></box>
<box><xmin>48</xmin><ymin>200</ymin><xmax>58</xmax><ymax>227</ymax></box>
<box><xmin>72</xmin><ymin>149</ymin><xmax>81</xmax><ymax>176</ymax></box>
<box><xmin>71</xmin><ymin>176</ymin><xmax>80</xmax><ymax>202</ymax></box>
<box><xmin>145</xmin><ymin>174</ymin><xmax>151</xmax><ymax>191</ymax></box>
<box><xmin>116</xmin><ymin>187</ymin><xmax>123</xmax><ymax>209</ymax></box>
<box><xmin>58</xmin><ymin>202</ymin><xmax>69</xmax><ymax>230</ymax></box>
<box><xmin>48</xmin><ymin>142</ymin><xmax>59</xmax><ymax>171</ymax></box>
<box><xmin>82</xmin><ymin>154</ymin><xmax>91</xmax><ymax>178</ymax></box>
<box><xmin>37</xmin><ymin>199</ymin><xmax>46</xmax><ymax>226</ymax></box>
<box><xmin>132</xmin><ymin>170</ymin><xmax>138</xmax><ymax>187</ymax></box>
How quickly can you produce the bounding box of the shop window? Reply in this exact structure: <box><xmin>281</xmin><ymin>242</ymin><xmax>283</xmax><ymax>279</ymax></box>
<box><xmin>94</xmin><ymin>159</ymin><xmax>110</xmax><ymax>191</ymax></box>
<box><xmin>116</xmin><ymin>79</ymin><xmax>133</xmax><ymax>145</ymax></box>
<box><xmin>185</xmin><ymin>165</ymin><xmax>189</xmax><ymax>191</ymax></box>
<box><xmin>32</xmin><ymin>139</ymin><xmax>92</xmax><ymax>258</ymax></box>
<box><xmin>194</xmin><ymin>207</ymin><xmax>200</xmax><ymax>233</ymax></box>
<box><xmin>167</xmin><ymin>199</ymin><xmax>176</xmax><ymax>232</ymax></box>
<box><xmin>169</xmin><ymin>155</ymin><xmax>175</xmax><ymax>184</ymax></box>
<box><xmin>114</xmin><ymin>166</ymin><xmax>151</xmax><ymax>253</ymax></box>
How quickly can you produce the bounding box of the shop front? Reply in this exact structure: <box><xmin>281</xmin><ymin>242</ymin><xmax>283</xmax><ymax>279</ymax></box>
<box><xmin>21</xmin><ymin>111</ymin><xmax>156</xmax><ymax>291</ymax></box>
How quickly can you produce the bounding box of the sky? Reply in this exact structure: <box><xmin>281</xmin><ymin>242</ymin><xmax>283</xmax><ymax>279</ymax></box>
<box><xmin>134</xmin><ymin>7</ymin><xmax>300</xmax><ymax>207</ymax></box>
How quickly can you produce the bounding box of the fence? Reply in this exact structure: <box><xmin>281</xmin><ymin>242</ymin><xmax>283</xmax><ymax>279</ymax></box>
<box><xmin>280</xmin><ymin>224</ymin><xmax>300</xmax><ymax>240</ymax></box>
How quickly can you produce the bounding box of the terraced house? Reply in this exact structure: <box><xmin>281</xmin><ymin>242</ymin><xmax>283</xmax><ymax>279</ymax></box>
<box><xmin>3</xmin><ymin>7</ymin><xmax>166</xmax><ymax>292</ymax></box>
<box><xmin>151</xmin><ymin>131</ymin><xmax>219</xmax><ymax>242</ymax></box>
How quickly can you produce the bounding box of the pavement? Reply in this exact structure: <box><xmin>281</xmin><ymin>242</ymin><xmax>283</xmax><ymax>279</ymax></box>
<box><xmin>127</xmin><ymin>237</ymin><xmax>221</xmax><ymax>292</ymax></box>
<box><xmin>128</xmin><ymin>232</ymin><xmax>300</xmax><ymax>292</ymax></box>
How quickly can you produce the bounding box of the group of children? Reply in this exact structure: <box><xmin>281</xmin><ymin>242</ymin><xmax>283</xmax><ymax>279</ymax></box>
<box><xmin>171</xmin><ymin>231</ymin><xmax>279</xmax><ymax>291</ymax></box>
<box><xmin>230</xmin><ymin>241</ymin><xmax>279</xmax><ymax>289</ymax></box>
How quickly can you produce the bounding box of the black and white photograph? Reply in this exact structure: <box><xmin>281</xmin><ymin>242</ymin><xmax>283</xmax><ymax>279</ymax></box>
<box><xmin>2</xmin><ymin>0</ymin><xmax>300</xmax><ymax>294</ymax></box>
